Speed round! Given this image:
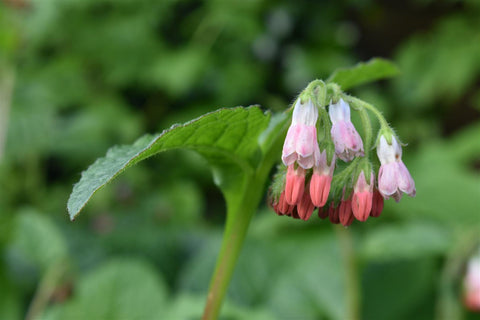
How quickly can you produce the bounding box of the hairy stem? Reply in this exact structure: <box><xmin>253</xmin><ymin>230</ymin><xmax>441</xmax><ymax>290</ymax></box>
<box><xmin>342</xmin><ymin>95</ymin><xmax>390</xmax><ymax>130</ymax></box>
<box><xmin>336</xmin><ymin>225</ymin><xmax>361</xmax><ymax>320</ymax></box>
<box><xmin>356</xmin><ymin>106</ymin><xmax>373</xmax><ymax>152</ymax></box>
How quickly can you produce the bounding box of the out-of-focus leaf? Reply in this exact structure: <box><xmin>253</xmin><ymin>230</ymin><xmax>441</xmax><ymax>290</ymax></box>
<box><xmin>362</xmin><ymin>258</ymin><xmax>437</xmax><ymax>320</ymax></box>
<box><xmin>361</xmin><ymin>222</ymin><xmax>451</xmax><ymax>261</ymax></box>
<box><xmin>10</xmin><ymin>209</ymin><xmax>68</xmax><ymax>270</ymax></box>
<box><xmin>148</xmin><ymin>48</ymin><xmax>209</xmax><ymax>96</ymax></box>
<box><xmin>266</xmin><ymin>232</ymin><xmax>346</xmax><ymax>320</ymax></box>
<box><xmin>68</xmin><ymin>107</ymin><xmax>271</xmax><ymax>220</ymax></box>
<box><xmin>327</xmin><ymin>58</ymin><xmax>400</xmax><ymax>90</ymax></box>
<box><xmin>394</xmin><ymin>15</ymin><xmax>480</xmax><ymax>107</ymax></box>
<box><xmin>164</xmin><ymin>294</ymin><xmax>276</xmax><ymax>320</ymax></box>
<box><xmin>179</xmin><ymin>232</ymin><xmax>282</xmax><ymax>308</ymax></box>
<box><xmin>0</xmin><ymin>267</ymin><xmax>20</xmax><ymax>320</ymax></box>
<box><xmin>42</xmin><ymin>259</ymin><xmax>168</xmax><ymax>320</ymax></box>
<box><xmin>179</xmin><ymin>224</ymin><xmax>346</xmax><ymax>319</ymax></box>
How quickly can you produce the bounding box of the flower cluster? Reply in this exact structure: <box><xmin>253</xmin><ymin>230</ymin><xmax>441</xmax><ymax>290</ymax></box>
<box><xmin>270</xmin><ymin>90</ymin><xmax>415</xmax><ymax>227</ymax></box>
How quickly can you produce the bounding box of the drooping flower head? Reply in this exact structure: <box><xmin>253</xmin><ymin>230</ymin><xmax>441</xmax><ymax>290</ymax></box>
<box><xmin>329</xmin><ymin>99</ymin><xmax>364</xmax><ymax>162</ymax></box>
<box><xmin>282</xmin><ymin>99</ymin><xmax>320</xmax><ymax>169</ymax></box>
<box><xmin>270</xmin><ymin>79</ymin><xmax>416</xmax><ymax>227</ymax></box>
<box><xmin>377</xmin><ymin>135</ymin><xmax>416</xmax><ymax>202</ymax></box>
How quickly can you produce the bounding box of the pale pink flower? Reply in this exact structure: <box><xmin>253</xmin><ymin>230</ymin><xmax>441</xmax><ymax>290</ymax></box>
<box><xmin>377</xmin><ymin>135</ymin><xmax>416</xmax><ymax>202</ymax></box>
<box><xmin>309</xmin><ymin>149</ymin><xmax>335</xmax><ymax>207</ymax></box>
<box><xmin>282</xmin><ymin>99</ymin><xmax>320</xmax><ymax>169</ymax></box>
<box><xmin>464</xmin><ymin>256</ymin><xmax>480</xmax><ymax>311</ymax></box>
<box><xmin>351</xmin><ymin>171</ymin><xmax>374</xmax><ymax>222</ymax></box>
<box><xmin>329</xmin><ymin>99</ymin><xmax>364</xmax><ymax>162</ymax></box>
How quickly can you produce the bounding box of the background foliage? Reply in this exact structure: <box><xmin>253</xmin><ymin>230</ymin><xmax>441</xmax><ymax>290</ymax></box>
<box><xmin>1</xmin><ymin>0</ymin><xmax>479</xmax><ymax>319</ymax></box>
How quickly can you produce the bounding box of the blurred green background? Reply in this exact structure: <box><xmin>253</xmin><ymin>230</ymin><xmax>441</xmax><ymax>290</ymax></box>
<box><xmin>1</xmin><ymin>0</ymin><xmax>479</xmax><ymax>319</ymax></box>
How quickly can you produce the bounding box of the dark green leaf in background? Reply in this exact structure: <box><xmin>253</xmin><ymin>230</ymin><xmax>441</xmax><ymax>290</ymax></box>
<box><xmin>361</xmin><ymin>222</ymin><xmax>451</xmax><ymax>261</ymax></box>
<box><xmin>42</xmin><ymin>259</ymin><xmax>168</xmax><ymax>320</ymax></box>
<box><xmin>10</xmin><ymin>209</ymin><xmax>68</xmax><ymax>271</ymax></box>
<box><xmin>327</xmin><ymin>58</ymin><xmax>400</xmax><ymax>90</ymax></box>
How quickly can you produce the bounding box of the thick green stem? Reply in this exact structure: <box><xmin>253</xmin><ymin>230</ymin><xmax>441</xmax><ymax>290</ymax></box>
<box><xmin>202</xmin><ymin>153</ymin><xmax>278</xmax><ymax>320</ymax></box>
<box><xmin>202</xmin><ymin>112</ymin><xmax>288</xmax><ymax>319</ymax></box>
<box><xmin>336</xmin><ymin>225</ymin><xmax>361</xmax><ymax>320</ymax></box>
<box><xmin>202</xmin><ymin>201</ymin><xmax>255</xmax><ymax>320</ymax></box>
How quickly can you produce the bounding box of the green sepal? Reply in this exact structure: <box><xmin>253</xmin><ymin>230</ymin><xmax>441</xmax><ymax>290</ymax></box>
<box><xmin>268</xmin><ymin>165</ymin><xmax>287</xmax><ymax>203</ymax></box>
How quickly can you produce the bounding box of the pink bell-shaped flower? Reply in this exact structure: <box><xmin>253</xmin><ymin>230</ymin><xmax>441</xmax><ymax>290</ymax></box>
<box><xmin>284</xmin><ymin>164</ymin><xmax>306</xmax><ymax>205</ymax></box>
<box><xmin>377</xmin><ymin>135</ymin><xmax>416</xmax><ymax>202</ymax></box>
<box><xmin>351</xmin><ymin>171</ymin><xmax>374</xmax><ymax>222</ymax></box>
<box><xmin>282</xmin><ymin>99</ymin><xmax>320</xmax><ymax>169</ymax></box>
<box><xmin>309</xmin><ymin>149</ymin><xmax>335</xmax><ymax>207</ymax></box>
<box><xmin>370</xmin><ymin>189</ymin><xmax>384</xmax><ymax>218</ymax></box>
<box><xmin>339</xmin><ymin>197</ymin><xmax>354</xmax><ymax>227</ymax></box>
<box><xmin>297</xmin><ymin>185</ymin><xmax>315</xmax><ymax>221</ymax></box>
<box><xmin>329</xmin><ymin>99</ymin><xmax>364</xmax><ymax>162</ymax></box>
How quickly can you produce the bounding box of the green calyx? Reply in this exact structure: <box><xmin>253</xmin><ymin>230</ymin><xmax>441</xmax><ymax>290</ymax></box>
<box><xmin>376</xmin><ymin>127</ymin><xmax>395</xmax><ymax>146</ymax></box>
<box><xmin>353</xmin><ymin>159</ymin><xmax>373</xmax><ymax>185</ymax></box>
<box><xmin>269</xmin><ymin>165</ymin><xmax>287</xmax><ymax>202</ymax></box>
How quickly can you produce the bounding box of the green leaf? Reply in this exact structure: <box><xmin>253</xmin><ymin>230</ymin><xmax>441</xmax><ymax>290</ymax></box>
<box><xmin>266</xmin><ymin>232</ymin><xmax>347</xmax><ymax>320</ymax></box>
<box><xmin>360</xmin><ymin>222</ymin><xmax>451</xmax><ymax>261</ymax></box>
<box><xmin>362</xmin><ymin>258</ymin><xmax>437</xmax><ymax>320</ymax></box>
<box><xmin>327</xmin><ymin>58</ymin><xmax>400</xmax><ymax>90</ymax></box>
<box><xmin>67</xmin><ymin>107</ymin><xmax>271</xmax><ymax>220</ymax></box>
<box><xmin>11</xmin><ymin>209</ymin><xmax>68</xmax><ymax>270</ymax></box>
<box><xmin>42</xmin><ymin>259</ymin><xmax>168</xmax><ymax>320</ymax></box>
<box><xmin>164</xmin><ymin>294</ymin><xmax>276</xmax><ymax>320</ymax></box>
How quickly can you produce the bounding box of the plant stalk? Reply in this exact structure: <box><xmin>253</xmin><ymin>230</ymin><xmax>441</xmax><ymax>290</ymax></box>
<box><xmin>202</xmin><ymin>177</ymin><xmax>262</xmax><ymax>320</ymax></box>
<box><xmin>336</xmin><ymin>225</ymin><xmax>361</xmax><ymax>320</ymax></box>
<box><xmin>202</xmin><ymin>110</ymin><xmax>288</xmax><ymax>320</ymax></box>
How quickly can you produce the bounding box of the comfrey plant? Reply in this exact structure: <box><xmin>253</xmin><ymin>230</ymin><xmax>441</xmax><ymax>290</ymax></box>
<box><xmin>67</xmin><ymin>59</ymin><xmax>415</xmax><ymax>319</ymax></box>
<box><xmin>269</xmin><ymin>82</ymin><xmax>415</xmax><ymax>226</ymax></box>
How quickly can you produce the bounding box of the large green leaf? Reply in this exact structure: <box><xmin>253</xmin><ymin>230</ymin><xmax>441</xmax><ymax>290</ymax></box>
<box><xmin>266</xmin><ymin>232</ymin><xmax>347</xmax><ymax>320</ymax></box>
<box><xmin>327</xmin><ymin>58</ymin><xmax>400</xmax><ymax>90</ymax></box>
<box><xmin>42</xmin><ymin>259</ymin><xmax>168</xmax><ymax>320</ymax></box>
<box><xmin>10</xmin><ymin>209</ymin><xmax>68</xmax><ymax>270</ymax></box>
<box><xmin>164</xmin><ymin>294</ymin><xmax>276</xmax><ymax>320</ymax></box>
<box><xmin>362</xmin><ymin>258</ymin><xmax>437</xmax><ymax>320</ymax></box>
<box><xmin>360</xmin><ymin>222</ymin><xmax>450</xmax><ymax>261</ymax></box>
<box><xmin>67</xmin><ymin>107</ymin><xmax>271</xmax><ymax>220</ymax></box>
